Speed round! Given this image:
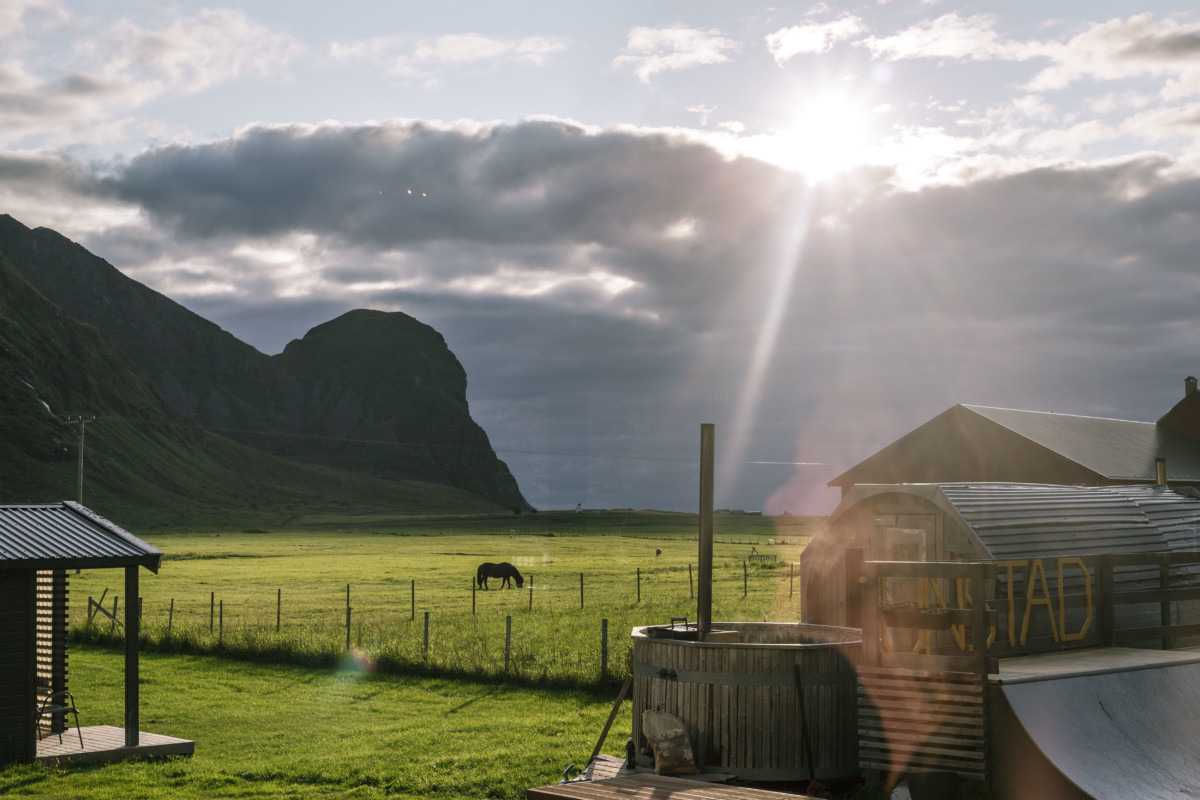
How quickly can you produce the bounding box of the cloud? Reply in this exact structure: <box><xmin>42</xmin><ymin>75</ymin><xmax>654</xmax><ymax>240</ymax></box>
<box><xmin>329</xmin><ymin>32</ymin><xmax>567</xmax><ymax>80</ymax></box>
<box><xmin>101</xmin><ymin>8</ymin><xmax>303</xmax><ymax>93</ymax></box>
<box><xmin>0</xmin><ymin>8</ymin><xmax>302</xmax><ymax>147</ymax></box>
<box><xmin>612</xmin><ymin>25</ymin><xmax>739</xmax><ymax>83</ymax></box>
<box><xmin>1028</xmin><ymin>14</ymin><xmax>1200</xmax><ymax>96</ymax></box>
<box><xmin>765</xmin><ymin>16</ymin><xmax>868</xmax><ymax>62</ymax></box>
<box><xmin>862</xmin><ymin>12</ymin><xmax>1039</xmax><ymax>62</ymax></box>
<box><xmin>0</xmin><ymin>0</ymin><xmax>65</xmax><ymax>39</ymax></box>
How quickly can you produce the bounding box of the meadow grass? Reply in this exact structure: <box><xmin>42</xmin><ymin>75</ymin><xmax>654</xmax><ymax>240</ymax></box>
<box><xmin>69</xmin><ymin>511</ymin><xmax>819</xmax><ymax>688</ymax></box>
<box><xmin>0</xmin><ymin>647</ymin><xmax>626</xmax><ymax>799</ymax></box>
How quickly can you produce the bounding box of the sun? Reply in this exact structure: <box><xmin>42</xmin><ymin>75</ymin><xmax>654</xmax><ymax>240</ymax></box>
<box><xmin>755</xmin><ymin>92</ymin><xmax>874</xmax><ymax>180</ymax></box>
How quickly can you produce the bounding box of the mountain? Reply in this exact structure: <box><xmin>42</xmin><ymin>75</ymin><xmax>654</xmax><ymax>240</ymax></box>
<box><xmin>0</xmin><ymin>214</ymin><xmax>530</xmax><ymax>518</ymax></box>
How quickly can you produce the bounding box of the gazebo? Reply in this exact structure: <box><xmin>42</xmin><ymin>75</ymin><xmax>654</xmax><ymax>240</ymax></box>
<box><xmin>0</xmin><ymin>501</ymin><xmax>192</xmax><ymax>764</ymax></box>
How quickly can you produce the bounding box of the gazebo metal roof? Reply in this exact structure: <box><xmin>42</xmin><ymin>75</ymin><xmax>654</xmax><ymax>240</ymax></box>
<box><xmin>0</xmin><ymin>502</ymin><xmax>162</xmax><ymax>573</ymax></box>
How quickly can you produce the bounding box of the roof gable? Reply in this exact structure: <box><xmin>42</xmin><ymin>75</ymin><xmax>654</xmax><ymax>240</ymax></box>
<box><xmin>830</xmin><ymin>403</ymin><xmax>1200</xmax><ymax>490</ymax></box>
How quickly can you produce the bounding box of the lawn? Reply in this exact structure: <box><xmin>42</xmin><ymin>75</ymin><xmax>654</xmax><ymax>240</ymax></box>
<box><xmin>0</xmin><ymin>647</ymin><xmax>624</xmax><ymax>799</ymax></box>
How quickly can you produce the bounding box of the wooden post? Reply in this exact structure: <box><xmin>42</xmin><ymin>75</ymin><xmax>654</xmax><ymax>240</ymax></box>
<box><xmin>790</xmin><ymin>562</ymin><xmax>794</xmax><ymax>599</ymax></box>
<box><xmin>210</xmin><ymin>591</ymin><xmax>214</xmax><ymax>633</ymax></box>
<box><xmin>346</xmin><ymin>604</ymin><xmax>352</xmax><ymax>651</ymax></box>
<box><xmin>1161</xmin><ymin>561</ymin><xmax>1174</xmax><ymax>650</ymax></box>
<box><xmin>124</xmin><ymin>565</ymin><xmax>139</xmax><ymax>747</ymax></box>
<box><xmin>689</xmin><ymin>564</ymin><xmax>693</xmax><ymax>600</ymax></box>
<box><xmin>276</xmin><ymin>588</ymin><xmax>281</xmax><ymax>632</ymax></box>
<box><xmin>698</xmin><ymin>424</ymin><xmax>714</xmax><ymax>636</ymax></box>
<box><xmin>845</xmin><ymin>549</ymin><xmax>865</xmax><ymax>629</ymax></box>
<box><xmin>529</xmin><ymin>583</ymin><xmax>533</xmax><ymax>611</ymax></box>
<box><xmin>168</xmin><ymin>598</ymin><xmax>174</xmax><ymax>635</ymax></box>
<box><xmin>411</xmin><ymin>580</ymin><xmax>415</xmax><ymax>621</ymax></box>
<box><xmin>112</xmin><ymin>595</ymin><xmax>119</xmax><ymax>631</ymax></box>
<box><xmin>1099</xmin><ymin>556</ymin><xmax>1115</xmax><ymax>646</ymax></box>
<box><xmin>601</xmin><ymin>618</ymin><xmax>609</xmax><ymax>680</ymax></box>
<box><xmin>219</xmin><ymin>600</ymin><xmax>224</xmax><ymax>645</ymax></box>
<box><xmin>971</xmin><ymin>563</ymin><xmax>990</xmax><ymax>677</ymax></box>
<box><xmin>505</xmin><ymin>615</ymin><xmax>512</xmax><ymax>675</ymax></box>
<box><xmin>472</xmin><ymin>578</ymin><xmax>476</xmax><ymax>615</ymax></box>
<box><xmin>637</xmin><ymin>568</ymin><xmax>641</xmax><ymax>603</ymax></box>
<box><xmin>580</xmin><ymin>573</ymin><xmax>585</xmax><ymax>609</ymax></box>
<box><xmin>743</xmin><ymin>560</ymin><xmax>748</xmax><ymax>598</ymax></box>
<box><xmin>423</xmin><ymin>611</ymin><xmax>430</xmax><ymax>658</ymax></box>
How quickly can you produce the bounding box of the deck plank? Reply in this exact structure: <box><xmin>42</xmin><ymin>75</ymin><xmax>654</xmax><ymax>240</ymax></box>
<box><xmin>35</xmin><ymin>725</ymin><xmax>194</xmax><ymax>763</ymax></box>
<box><xmin>529</xmin><ymin>774</ymin><xmax>818</xmax><ymax>800</ymax></box>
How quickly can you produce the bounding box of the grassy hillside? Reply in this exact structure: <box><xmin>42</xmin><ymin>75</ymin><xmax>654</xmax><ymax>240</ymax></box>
<box><xmin>0</xmin><ymin>251</ymin><xmax>511</xmax><ymax>528</ymax></box>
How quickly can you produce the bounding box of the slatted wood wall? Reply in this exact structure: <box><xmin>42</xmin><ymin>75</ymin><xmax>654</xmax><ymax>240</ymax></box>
<box><xmin>34</xmin><ymin>569</ymin><xmax>68</xmax><ymax>736</ymax></box>
<box><xmin>858</xmin><ymin>666</ymin><xmax>986</xmax><ymax>781</ymax></box>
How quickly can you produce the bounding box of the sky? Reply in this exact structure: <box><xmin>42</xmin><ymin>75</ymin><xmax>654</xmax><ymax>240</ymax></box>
<box><xmin>4</xmin><ymin>1</ymin><xmax>1200</xmax><ymax>515</ymax></box>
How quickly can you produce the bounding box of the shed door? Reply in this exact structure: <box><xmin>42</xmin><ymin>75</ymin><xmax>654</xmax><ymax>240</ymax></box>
<box><xmin>0</xmin><ymin>569</ymin><xmax>35</xmax><ymax>765</ymax></box>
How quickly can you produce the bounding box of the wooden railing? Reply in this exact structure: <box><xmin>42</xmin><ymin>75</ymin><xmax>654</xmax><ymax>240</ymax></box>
<box><xmin>855</xmin><ymin>551</ymin><xmax>1200</xmax><ymax>675</ymax></box>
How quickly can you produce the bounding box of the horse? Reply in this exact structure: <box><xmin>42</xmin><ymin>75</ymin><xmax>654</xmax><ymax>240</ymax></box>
<box><xmin>476</xmin><ymin>561</ymin><xmax>524</xmax><ymax>589</ymax></box>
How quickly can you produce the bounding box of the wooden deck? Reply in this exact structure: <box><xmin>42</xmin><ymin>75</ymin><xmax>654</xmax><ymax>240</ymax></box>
<box><xmin>528</xmin><ymin>774</ymin><xmax>819</xmax><ymax>800</ymax></box>
<box><xmin>35</xmin><ymin>725</ymin><xmax>194</xmax><ymax>764</ymax></box>
<box><xmin>991</xmin><ymin>645</ymin><xmax>1200</xmax><ymax>684</ymax></box>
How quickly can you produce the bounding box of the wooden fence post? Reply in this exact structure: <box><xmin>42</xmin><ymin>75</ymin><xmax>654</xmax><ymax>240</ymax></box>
<box><xmin>423</xmin><ymin>611</ymin><xmax>430</xmax><ymax>658</ymax></box>
<box><xmin>790</xmin><ymin>562</ymin><xmax>794</xmax><ymax>599</ymax></box>
<box><xmin>276</xmin><ymin>588</ymin><xmax>281</xmax><ymax>632</ymax></box>
<box><xmin>689</xmin><ymin>564</ymin><xmax>694</xmax><ymax>599</ymax></box>
<box><xmin>411</xmin><ymin>580</ymin><xmax>415</xmax><ymax>621</ymax></box>
<box><xmin>743</xmin><ymin>560</ymin><xmax>748</xmax><ymax>598</ymax></box>
<box><xmin>637</xmin><ymin>568</ymin><xmax>641</xmax><ymax>603</ymax></box>
<box><xmin>580</xmin><ymin>573</ymin><xmax>585</xmax><ymax>609</ymax></box>
<box><xmin>219</xmin><ymin>599</ymin><xmax>224</xmax><ymax>645</ymax></box>
<box><xmin>112</xmin><ymin>596</ymin><xmax>119</xmax><ymax>631</ymax></box>
<box><xmin>210</xmin><ymin>591</ymin><xmax>214</xmax><ymax>633</ymax></box>
<box><xmin>601</xmin><ymin>618</ymin><xmax>609</xmax><ymax>681</ymax></box>
<box><xmin>505</xmin><ymin>615</ymin><xmax>513</xmax><ymax>675</ymax></box>
<box><xmin>168</xmin><ymin>598</ymin><xmax>174</xmax><ymax>635</ymax></box>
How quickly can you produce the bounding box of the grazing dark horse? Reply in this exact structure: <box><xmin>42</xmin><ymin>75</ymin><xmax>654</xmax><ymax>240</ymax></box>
<box><xmin>477</xmin><ymin>561</ymin><xmax>524</xmax><ymax>589</ymax></box>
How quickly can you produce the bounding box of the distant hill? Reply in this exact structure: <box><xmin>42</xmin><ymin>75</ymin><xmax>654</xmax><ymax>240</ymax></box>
<box><xmin>0</xmin><ymin>214</ymin><xmax>530</xmax><ymax>523</ymax></box>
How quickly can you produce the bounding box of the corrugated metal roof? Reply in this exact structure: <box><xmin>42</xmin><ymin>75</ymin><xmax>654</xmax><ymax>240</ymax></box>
<box><xmin>963</xmin><ymin>405</ymin><xmax>1200</xmax><ymax>482</ymax></box>
<box><xmin>0</xmin><ymin>502</ymin><xmax>162</xmax><ymax>572</ymax></box>
<box><xmin>939</xmin><ymin>483</ymin><xmax>1174</xmax><ymax>561</ymax></box>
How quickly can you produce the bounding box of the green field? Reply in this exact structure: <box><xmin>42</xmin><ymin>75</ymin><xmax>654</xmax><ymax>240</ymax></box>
<box><xmin>2</xmin><ymin>511</ymin><xmax>836</xmax><ymax>799</ymax></box>
<box><xmin>0</xmin><ymin>648</ymin><xmax>625</xmax><ymax>799</ymax></box>
<box><xmin>71</xmin><ymin>511</ymin><xmax>819</xmax><ymax>687</ymax></box>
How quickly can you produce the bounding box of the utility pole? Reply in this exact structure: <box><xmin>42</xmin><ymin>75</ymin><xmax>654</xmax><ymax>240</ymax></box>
<box><xmin>65</xmin><ymin>415</ymin><xmax>96</xmax><ymax>504</ymax></box>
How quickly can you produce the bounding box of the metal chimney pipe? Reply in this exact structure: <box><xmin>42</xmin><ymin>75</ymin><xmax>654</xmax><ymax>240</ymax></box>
<box><xmin>698</xmin><ymin>423</ymin><xmax>714</xmax><ymax>637</ymax></box>
<box><xmin>1156</xmin><ymin>457</ymin><xmax>1167</xmax><ymax>487</ymax></box>
<box><xmin>1187</xmin><ymin>376</ymin><xmax>1198</xmax><ymax>398</ymax></box>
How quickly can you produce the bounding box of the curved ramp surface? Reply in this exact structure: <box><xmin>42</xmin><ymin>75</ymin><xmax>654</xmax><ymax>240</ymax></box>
<box><xmin>995</xmin><ymin>661</ymin><xmax>1200</xmax><ymax>800</ymax></box>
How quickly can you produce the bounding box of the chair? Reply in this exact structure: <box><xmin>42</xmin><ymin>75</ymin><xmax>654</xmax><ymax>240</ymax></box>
<box><xmin>36</xmin><ymin>690</ymin><xmax>84</xmax><ymax>748</ymax></box>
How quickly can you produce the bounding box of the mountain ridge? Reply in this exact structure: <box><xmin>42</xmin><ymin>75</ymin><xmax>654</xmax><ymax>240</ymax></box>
<box><xmin>0</xmin><ymin>213</ymin><xmax>530</xmax><ymax>517</ymax></box>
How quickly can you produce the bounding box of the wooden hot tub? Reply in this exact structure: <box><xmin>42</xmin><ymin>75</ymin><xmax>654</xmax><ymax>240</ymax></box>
<box><xmin>630</xmin><ymin>621</ymin><xmax>862</xmax><ymax>782</ymax></box>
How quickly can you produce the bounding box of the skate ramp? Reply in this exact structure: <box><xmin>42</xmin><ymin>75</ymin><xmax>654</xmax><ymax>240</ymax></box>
<box><xmin>992</xmin><ymin>659</ymin><xmax>1200</xmax><ymax>800</ymax></box>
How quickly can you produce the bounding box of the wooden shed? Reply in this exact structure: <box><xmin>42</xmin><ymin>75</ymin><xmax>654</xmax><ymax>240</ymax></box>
<box><xmin>0</xmin><ymin>501</ymin><xmax>179</xmax><ymax>766</ymax></box>
<box><xmin>801</xmin><ymin>482</ymin><xmax>1200</xmax><ymax>630</ymax></box>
